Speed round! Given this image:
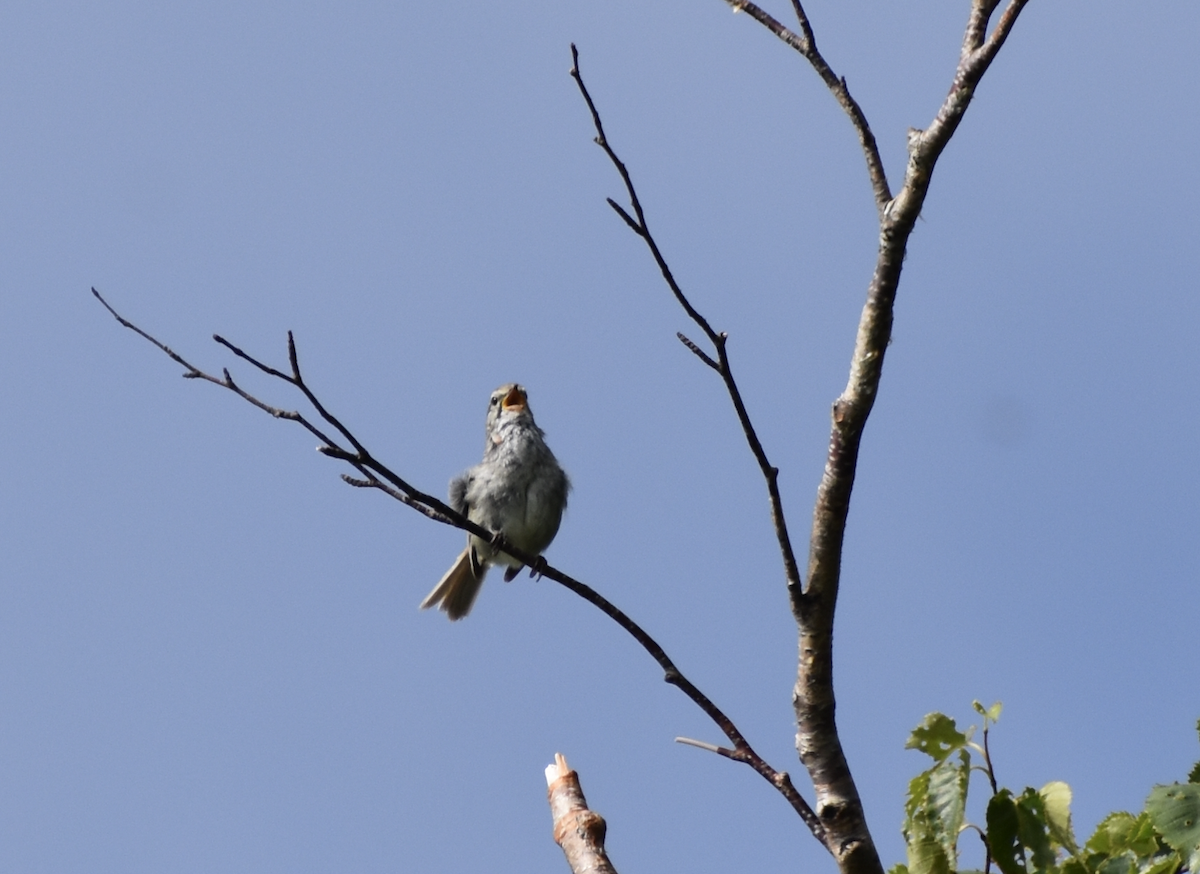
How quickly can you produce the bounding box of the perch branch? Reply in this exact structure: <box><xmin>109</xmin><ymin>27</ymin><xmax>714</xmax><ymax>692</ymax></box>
<box><xmin>93</xmin><ymin>285</ymin><xmax>825</xmax><ymax>848</ymax></box>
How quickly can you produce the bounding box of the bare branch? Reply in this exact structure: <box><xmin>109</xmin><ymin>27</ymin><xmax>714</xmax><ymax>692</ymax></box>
<box><xmin>676</xmin><ymin>332</ymin><xmax>719</xmax><ymax>371</ymax></box>
<box><xmin>214</xmin><ymin>331</ymin><xmax>372</xmax><ymax>459</ymax></box>
<box><xmin>92</xmin><ymin>287</ymin><xmax>203</xmax><ymax>379</ymax></box>
<box><xmin>570</xmin><ymin>44</ymin><xmax>804</xmax><ymax>597</ymax></box>
<box><xmin>570</xmin><ymin>44</ymin><xmax>721</xmax><ymax>348</ymax></box>
<box><xmin>717</xmin><ymin>0</ymin><xmax>891</xmax><ymax>214</ymax></box>
<box><xmin>675</xmin><ymin>736</ymin><xmax>731</xmax><ymax>755</ymax></box>
<box><xmin>96</xmin><ymin>288</ymin><xmax>476</xmax><ymax>536</ymax></box>
<box><xmin>548</xmin><ymin>551</ymin><xmax>826</xmax><ymax>843</ymax></box>
<box><xmin>978</xmin><ymin>0</ymin><xmax>1030</xmax><ymax>69</ymax></box>
<box><xmin>605</xmin><ymin>198</ymin><xmax>641</xmax><ymax>234</ymax></box>
<box><xmin>790</xmin><ymin>4</ymin><xmax>1031</xmax><ymax>874</ymax></box>
<box><xmin>94</xmin><ymin>285</ymin><xmax>825</xmax><ymax>847</ymax></box>
<box><xmin>573</xmin><ymin>1</ymin><xmax>1032</xmax><ymax>869</ymax></box>
<box><xmin>963</xmin><ymin>0</ymin><xmax>1002</xmax><ymax>54</ymax></box>
<box><xmin>570</xmin><ymin>46</ymin><xmax>828</xmax><ymax>847</ymax></box>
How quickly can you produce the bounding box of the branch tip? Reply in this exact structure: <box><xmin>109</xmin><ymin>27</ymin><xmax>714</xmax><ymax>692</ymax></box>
<box><xmin>676</xmin><ymin>332</ymin><xmax>720</xmax><ymax>370</ymax></box>
<box><xmin>675</xmin><ymin>736</ymin><xmax>728</xmax><ymax>755</ymax></box>
<box><xmin>605</xmin><ymin>198</ymin><xmax>639</xmax><ymax>232</ymax></box>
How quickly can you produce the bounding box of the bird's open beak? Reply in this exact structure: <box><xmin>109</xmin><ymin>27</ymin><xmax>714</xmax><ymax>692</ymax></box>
<box><xmin>501</xmin><ymin>386</ymin><xmax>527</xmax><ymax>411</ymax></box>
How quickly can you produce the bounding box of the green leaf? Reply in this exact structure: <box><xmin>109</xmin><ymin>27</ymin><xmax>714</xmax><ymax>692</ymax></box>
<box><xmin>908</xmin><ymin>837</ymin><xmax>952</xmax><ymax>874</ymax></box>
<box><xmin>1137</xmin><ymin>851</ymin><xmax>1181</xmax><ymax>874</ymax></box>
<box><xmin>926</xmin><ymin>749</ymin><xmax>974</xmax><ymax>859</ymax></box>
<box><xmin>1016</xmin><ymin>788</ymin><xmax>1058</xmax><ymax>874</ymax></box>
<box><xmin>905</xmin><ymin>769</ymin><xmax>932</xmax><ymax>837</ymax></box>
<box><xmin>1085</xmin><ymin>811</ymin><xmax>1157</xmax><ymax>858</ymax></box>
<box><xmin>1146</xmin><ymin>783</ymin><xmax>1200</xmax><ymax>874</ymax></box>
<box><xmin>1087</xmin><ymin>813</ymin><xmax>1139</xmax><ymax>856</ymax></box>
<box><xmin>1060</xmin><ymin>857</ymin><xmax>1089</xmax><ymax>874</ymax></box>
<box><xmin>888</xmin><ymin>863</ymin><xmax>910</xmax><ymax>874</ymax></box>
<box><xmin>1096</xmin><ymin>855</ymin><xmax>1132</xmax><ymax>874</ymax></box>
<box><xmin>908</xmin><ymin>713</ymin><xmax>970</xmax><ymax>763</ymax></box>
<box><xmin>974</xmin><ymin>700</ymin><xmax>1004</xmax><ymax>724</ymax></box>
<box><xmin>1125</xmin><ymin>813</ymin><xmax>1159</xmax><ymax>858</ymax></box>
<box><xmin>904</xmin><ymin>750</ymin><xmax>970</xmax><ymax>867</ymax></box>
<box><xmin>1041</xmin><ymin>781</ymin><xmax>1078</xmax><ymax>853</ymax></box>
<box><xmin>989</xmin><ymin>789</ymin><xmax>1026</xmax><ymax>874</ymax></box>
<box><xmin>1190</xmin><ymin>720</ymin><xmax>1200</xmax><ymax>784</ymax></box>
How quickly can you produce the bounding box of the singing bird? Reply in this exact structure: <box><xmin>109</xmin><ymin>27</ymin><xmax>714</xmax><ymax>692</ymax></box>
<box><xmin>420</xmin><ymin>384</ymin><xmax>570</xmax><ymax>620</ymax></box>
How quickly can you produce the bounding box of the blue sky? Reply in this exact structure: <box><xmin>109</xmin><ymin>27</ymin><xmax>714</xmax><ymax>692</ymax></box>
<box><xmin>2</xmin><ymin>1</ymin><xmax>1198</xmax><ymax>872</ymax></box>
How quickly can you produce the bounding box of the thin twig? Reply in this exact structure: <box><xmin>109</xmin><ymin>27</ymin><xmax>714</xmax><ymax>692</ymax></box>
<box><xmin>570</xmin><ymin>45</ymin><xmax>719</xmax><ymax>347</ymax></box>
<box><xmin>92</xmin><ymin>288</ymin><xmax>203</xmax><ymax>378</ymax></box>
<box><xmin>92</xmin><ymin>285</ymin><xmax>826</xmax><ymax>848</ymax></box>
<box><xmin>676</xmin><ymin>332</ymin><xmax>719</xmax><ymax>371</ymax></box>
<box><xmin>981</xmin><ymin>722</ymin><xmax>999</xmax><ymax>795</ymax></box>
<box><xmin>570</xmin><ymin>45</ymin><xmax>803</xmax><ymax>598</ymax></box>
<box><xmin>981</xmin><ymin>722</ymin><xmax>998</xmax><ymax>874</ymax></box>
<box><xmin>570</xmin><ymin>43</ymin><xmax>827</xmax><ymax>847</ymax></box>
<box><xmin>212</xmin><ymin>325</ymin><xmax>462</xmax><ymax>522</ymax></box>
<box><xmin>550</xmin><ymin>557</ymin><xmax>825</xmax><ymax>843</ymax></box>
<box><xmin>718</xmin><ymin>0</ymin><xmax>891</xmax><ymax>214</ymax></box>
<box><xmin>675</xmin><ymin>736</ymin><xmax>730</xmax><ymax>755</ymax></box>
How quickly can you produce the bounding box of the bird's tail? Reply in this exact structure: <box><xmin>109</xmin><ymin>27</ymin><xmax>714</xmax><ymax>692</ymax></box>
<box><xmin>420</xmin><ymin>547</ymin><xmax>485</xmax><ymax>620</ymax></box>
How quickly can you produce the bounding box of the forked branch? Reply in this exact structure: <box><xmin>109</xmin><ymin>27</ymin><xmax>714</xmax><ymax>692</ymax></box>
<box><xmin>799</xmin><ymin>9</ymin><xmax>1029</xmax><ymax>874</ymax></box>
<box><xmin>717</xmin><ymin>0</ymin><xmax>891</xmax><ymax>214</ymax></box>
<box><xmin>571</xmin><ymin>2</ymin><xmax>1031</xmax><ymax>872</ymax></box>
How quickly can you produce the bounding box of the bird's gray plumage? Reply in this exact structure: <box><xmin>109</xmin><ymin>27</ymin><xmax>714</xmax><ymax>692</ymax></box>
<box><xmin>420</xmin><ymin>384</ymin><xmax>570</xmax><ymax>620</ymax></box>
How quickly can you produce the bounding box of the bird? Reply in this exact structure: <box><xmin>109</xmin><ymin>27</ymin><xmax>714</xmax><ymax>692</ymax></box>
<box><xmin>420</xmin><ymin>383</ymin><xmax>570</xmax><ymax>620</ymax></box>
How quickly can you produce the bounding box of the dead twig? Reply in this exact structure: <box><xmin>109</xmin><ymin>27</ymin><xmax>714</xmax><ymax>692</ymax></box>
<box><xmin>546</xmin><ymin>754</ymin><xmax>618</xmax><ymax>874</ymax></box>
